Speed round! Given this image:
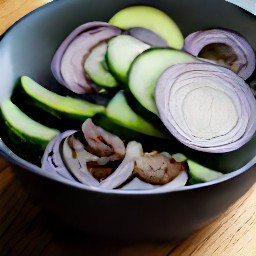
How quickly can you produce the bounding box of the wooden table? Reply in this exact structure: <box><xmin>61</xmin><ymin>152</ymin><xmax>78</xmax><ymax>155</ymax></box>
<box><xmin>0</xmin><ymin>1</ymin><xmax>256</xmax><ymax>255</ymax></box>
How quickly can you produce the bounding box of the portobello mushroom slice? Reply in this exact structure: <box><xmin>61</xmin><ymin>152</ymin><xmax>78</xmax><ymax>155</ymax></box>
<box><xmin>133</xmin><ymin>151</ymin><xmax>187</xmax><ymax>185</ymax></box>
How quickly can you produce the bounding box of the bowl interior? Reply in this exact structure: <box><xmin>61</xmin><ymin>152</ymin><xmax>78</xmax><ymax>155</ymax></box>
<box><xmin>0</xmin><ymin>0</ymin><xmax>255</xmax><ymax>185</ymax></box>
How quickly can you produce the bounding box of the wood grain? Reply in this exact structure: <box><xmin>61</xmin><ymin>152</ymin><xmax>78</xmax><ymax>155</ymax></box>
<box><xmin>171</xmin><ymin>184</ymin><xmax>256</xmax><ymax>256</ymax></box>
<box><xmin>0</xmin><ymin>0</ymin><xmax>52</xmax><ymax>35</ymax></box>
<box><xmin>0</xmin><ymin>1</ymin><xmax>256</xmax><ymax>255</ymax></box>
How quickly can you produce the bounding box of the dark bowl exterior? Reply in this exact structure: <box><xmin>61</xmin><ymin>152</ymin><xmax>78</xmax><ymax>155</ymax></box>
<box><xmin>0</xmin><ymin>0</ymin><xmax>256</xmax><ymax>242</ymax></box>
<box><xmin>13</xmin><ymin>163</ymin><xmax>256</xmax><ymax>242</ymax></box>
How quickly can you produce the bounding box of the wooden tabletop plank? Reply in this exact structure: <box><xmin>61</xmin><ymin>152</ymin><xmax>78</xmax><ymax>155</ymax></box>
<box><xmin>171</xmin><ymin>183</ymin><xmax>256</xmax><ymax>256</ymax></box>
<box><xmin>0</xmin><ymin>0</ymin><xmax>52</xmax><ymax>35</ymax></box>
<box><xmin>0</xmin><ymin>1</ymin><xmax>256</xmax><ymax>255</ymax></box>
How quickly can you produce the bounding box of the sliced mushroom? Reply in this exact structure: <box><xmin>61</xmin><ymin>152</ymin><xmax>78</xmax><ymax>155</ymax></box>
<box><xmin>133</xmin><ymin>152</ymin><xmax>187</xmax><ymax>185</ymax></box>
<box><xmin>152</xmin><ymin>171</ymin><xmax>188</xmax><ymax>192</ymax></box>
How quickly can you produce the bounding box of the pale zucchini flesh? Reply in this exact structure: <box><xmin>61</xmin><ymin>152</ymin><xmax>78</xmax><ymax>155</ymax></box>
<box><xmin>187</xmin><ymin>159</ymin><xmax>223</xmax><ymax>184</ymax></box>
<box><xmin>84</xmin><ymin>42</ymin><xmax>118</xmax><ymax>88</ymax></box>
<box><xmin>109</xmin><ymin>5</ymin><xmax>184</xmax><ymax>49</ymax></box>
<box><xmin>106</xmin><ymin>35</ymin><xmax>150</xmax><ymax>82</ymax></box>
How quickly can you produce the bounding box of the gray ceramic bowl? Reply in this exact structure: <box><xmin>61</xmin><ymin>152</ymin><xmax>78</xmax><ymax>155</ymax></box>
<box><xmin>0</xmin><ymin>0</ymin><xmax>256</xmax><ymax>243</ymax></box>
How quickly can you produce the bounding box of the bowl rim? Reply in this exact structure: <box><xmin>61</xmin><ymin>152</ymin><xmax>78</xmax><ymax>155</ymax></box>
<box><xmin>0</xmin><ymin>0</ymin><xmax>255</xmax><ymax>195</ymax></box>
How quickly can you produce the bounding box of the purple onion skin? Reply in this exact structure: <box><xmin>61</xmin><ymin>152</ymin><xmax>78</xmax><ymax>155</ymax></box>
<box><xmin>184</xmin><ymin>28</ymin><xmax>256</xmax><ymax>80</ymax></box>
<box><xmin>51</xmin><ymin>22</ymin><xmax>108</xmax><ymax>87</ymax></box>
<box><xmin>51</xmin><ymin>22</ymin><xmax>122</xmax><ymax>94</ymax></box>
<box><xmin>41</xmin><ymin>130</ymin><xmax>77</xmax><ymax>181</ymax></box>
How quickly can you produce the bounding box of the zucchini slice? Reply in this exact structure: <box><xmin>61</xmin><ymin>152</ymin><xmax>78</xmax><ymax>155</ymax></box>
<box><xmin>0</xmin><ymin>99</ymin><xmax>60</xmax><ymax>165</ymax></box>
<box><xmin>105</xmin><ymin>91</ymin><xmax>168</xmax><ymax>139</ymax></box>
<box><xmin>187</xmin><ymin>160</ymin><xmax>223</xmax><ymax>184</ymax></box>
<box><xmin>1</xmin><ymin>99</ymin><xmax>59</xmax><ymax>145</ymax></box>
<box><xmin>92</xmin><ymin>113</ymin><xmax>174</xmax><ymax>153</ymax></box>
<box><xmin>128</xmin><ymin>48</ymin><xmax>197</xmax><ymax>114</ymax></box>
<box><xmin>12</xmin><ymin>76</ymin><xmax>105</xmax><ymax>127</ymax></box>
<box><xmin>109</xmin><ymin>5</ymin><xmax>184</xmax><ymax>49</ymax></box>
<box><xmin>92</xmin><ymin>113</ymin><xmax>140</xmax><ymax>140</ymax></box>
<box><xmin>106</xmin><ymin>35</ymin><xmax>150</xmax><ymax>83</ymax></box>
<box><xmin>84</xmin><ymin>42</ymin><xmax>119</xmax><ymax>88</ymax></box>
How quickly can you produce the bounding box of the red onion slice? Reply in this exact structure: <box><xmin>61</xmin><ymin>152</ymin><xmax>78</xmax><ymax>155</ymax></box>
<box><xmin>184</xmin><ymin>29</ymin><xmax>256</xmax><ymax>80</ymax></box>
<box><xmin>120</xmin><ymin>177</ymin><xmax>156</xmax><ymax>190</ymax></box>
<box><xmin>41</xmin><ymin>118</ymin><xmax>188</xmax><ymax>189</ymax></box>
<box><xmin>155</xmin><ymin>62</ymin><xmax>256</xmax><ymax>153</ymax></box>
<box><xmin>62</xmin><ymin>134</ymin><xmax>101</xmax><ymax>187</ymax></box>
<box><xmin>150</xmin><ymin>171</ymin><xmax>188</xmax><ymax>192</ymax></box>
<box><xmin>61</xmin><ymin>118</ymin><xmax>127</xmax><ymax>187</ymax></box>
<box><xmin>62</xmin><ymin>138</ymin><xmax>142</xmax><ymax>189</ymax></box>
<box><xmin>41</xmin><ymin>130</ymin><xmax>77</xmax><ymax>180</ymax></box>
<box><xmin>51</xmin><ymin>22</ymin><xmax>122</xmax><ymax>93</ymax></box>
<box><xmin>100</xmin><ymin>141</ymin><xmax>143</xmax><ymax>189</ymax></box>
<box><xmin>120</xmin><ymin>168</ymin><xmax>188</xmax><ymax>191</ymax></box>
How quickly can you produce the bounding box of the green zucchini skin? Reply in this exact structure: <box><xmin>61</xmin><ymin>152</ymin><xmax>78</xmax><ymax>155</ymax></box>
<box><xmin>105</xmin><ymin>90</ymin><xmax>169</xmax><ymax>139</ymax></box>
<box><xmin>187</xmin><ymin>160</ymin><xmax>223</xmax><ymax>185</ymax></box>
<box><xmin>0</xmin><ymin>100</ymin><xmax>60</xmax><ymax>165</ymax></box>
<box><xmin>1</xmin><ymin>118</ymin><xmax>47</xmax><ymax>166</ymax></box>
<box><xmin>123</xmin><ymin>90</ymin><xmax>166</xmax><ymax>126</ymax></box>
<box><xmin>11</xmin><ymin>76</ymin><xmax>106</xmax><ymax>130</ymax></box>
<box><xmin>92</xmin><ymin>89</ymin><xmax>186</xmax><ymax>153</ymax></box>
<box><xmin>92</xmin><ymin>113</ymin><xmax>178</xmax><ymax>153</ymax></box>
<box><xmin>91</xmin><ymin>90</ymin><xmax>181</xmax><ymax>152</ymax></box>
<box><xmin>92</xmin><ymin>113</ymin><xmax>140</xmax><ymax>140</ymax></box>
